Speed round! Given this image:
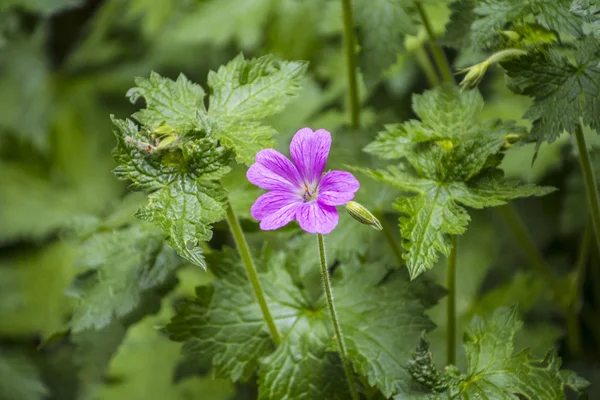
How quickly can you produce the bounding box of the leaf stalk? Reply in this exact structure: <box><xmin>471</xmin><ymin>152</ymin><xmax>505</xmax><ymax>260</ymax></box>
<box><xmin>447</xmin><ymin>235</ymin><xmax>457</xmax><ymax>366</ymax></box>
<box><xmin>574</xmin><ymin>123</ymin><xmax>600</xmax><ymax>258</ymax></box>
<box><xmin>225</xmin><ymin>202</ymin><xmax>282</xmax><ymax>345</ymax></box>
<box><xmin>414</xmin><ymin>0</ymin><xmax>454</xmax><ymax>84</ymax></box>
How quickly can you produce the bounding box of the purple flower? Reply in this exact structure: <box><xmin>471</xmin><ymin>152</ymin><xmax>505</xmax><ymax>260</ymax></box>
<box><xmin>247</xmin><ymin>128</ymin><xmax>360</xmax><ymax>234</ymax></box>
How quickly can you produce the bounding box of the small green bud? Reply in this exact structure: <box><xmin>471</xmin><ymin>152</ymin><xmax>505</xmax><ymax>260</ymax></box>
<box><xmin>152</xmin><ymin>125</ymin><xmax>178</xmax><ymax>136</ymax></box>
<box><xmin>459</xmin><ymin>61</ymin><xmax>489</xmax><ymax>90</ymax></box>
<box><xmin>345</xmin><ymin>201</ymin><xmax>382</xmax><ymax>231</ymax></box>
<box><xmin>500</xmin><ymin>30</ymin><xmax>521</xmax><ymax>42</ymax></box>
<box><xmin>154</xmin><ymin>134</ymin><xmax>178</xmax><ymax>150</ymax></box>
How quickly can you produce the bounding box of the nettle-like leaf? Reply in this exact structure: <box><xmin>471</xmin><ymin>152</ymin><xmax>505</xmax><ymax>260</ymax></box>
<box><xmin>167</xmin><ymin>247</ymin><xmax>443</xmax><ymax>399</ymax></box>
<box><xmin>362</xmin><ymin>86</ymin><xmax>554</xmax><ymax>278</ymax></box>
<box><xmin>571</xmin><ymin>0</ymin><xmax>600</xmax><ymax>38</ymax></box>
<box><xmin>502</xmin><ymin>39</ymin><xmax>600</xmax><ymax>144</ymax></box>
<box><xmin>353</xmin><ymin>0</ymin><xmax>417</xmax><ymax>86</ymax></box>
<box><xmin>112</xmin><ymin>54</ymin><xmax>306</xmax><ymax>267</ymax></box>
<box><xmin>445</xmin><ymin>0</ymin><xmax>583</xmax><ymax>51</ymax></box>
<box><xmin>405</xmin><ymin>307</ymin><xmax>589</xmax><ymax>399</ymax></box>
<box><xmin>68</xmin><ymin>221</ymin><xmax>180</xmax><ymax>333</ymax></box>
<box><xmin>473</xmin><ymin>0</ymin><xmax>581</xmax><ymax>50</ymax></box>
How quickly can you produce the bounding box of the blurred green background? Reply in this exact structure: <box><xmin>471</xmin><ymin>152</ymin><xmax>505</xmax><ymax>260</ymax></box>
<box><xmin>0</xmin><ymin>0</ymin><xmax>598</xmax><ymax>399</ymax></box>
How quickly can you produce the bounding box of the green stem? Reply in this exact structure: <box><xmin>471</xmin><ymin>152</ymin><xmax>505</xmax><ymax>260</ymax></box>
<box><xmin>414</xmin><ymin>0</ymin><xmax>454</xmax><ymax>84</ymax></box>
<box><xmin>567</xmin><ymin>220</ymin><xmax>592</xmax><ymax>356</ymax></box>
<box><xmin>415</xmin><ymin>47</ymin><xmax>441</xmax><ymax>87</ymax></box>
<box><xmin>317</xmin><ymin>234</ymin><xmax>359</xmax><ymax>400</ymax></box>
<box><xmin>341</xmin><ymin>0</ymin><xmax>360</xmax><ymax>128</ymax></box>
<box><xmin>377</xmin><ymin>212</ymin><xmax>404</xmax><ymax>266</ymax></box>
<box><xmin>497</xmin><ymin>204</ymin><xmax>561</xmax><ymax>291</ymax></box>
<box><xmin>574</xmin><ymin>123</ymin><xmax>600</xmax><ymax>258</ymax></box>
<box><xmin>447</xmin><ymin>235</ymin><xmax>458</xmax><ymax>366</ymax></box>
<box><xmin>225</xmin><ymin>202</ymin><xmax>281</xmax><ymax>345</ymax></box>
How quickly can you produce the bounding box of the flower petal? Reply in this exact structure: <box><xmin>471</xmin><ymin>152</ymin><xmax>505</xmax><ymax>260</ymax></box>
<box><xmin>296</xmin><ymin>202</ymin><xmax>339</xmax><ymax>234</ymax></box>
<box><xmin>251</xmin><ymin>191</ymin><xmax>303</xmax><ymax>221</ymax></box>
<box><xmin>290</xmin><ymin>128</ymin><xmax>331</xmax><ymax>184</ymax></box>
<box><xmin>260</xmin><ymin>202</ymin><xmax>302</xmax><ymax>231</ymax></box>
<box><xmin>317</xmin><ymin>170</ymin><xmax>360</xmax><ymax>206</ymax></box>
<box><xmin>247</xmin><ymin>149</ymin><xmax>302</xmax><ymax>191</ymax></box>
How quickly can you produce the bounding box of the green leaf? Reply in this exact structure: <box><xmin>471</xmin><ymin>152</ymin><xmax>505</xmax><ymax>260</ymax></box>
<box><xmin>0</xmin><ymin>351</ymin><xmax>48</xmax><ymax>400</ymax></box>
<box><xmin>166</xmin><ymin>248</ymin><xmax>278</xmax><ymax>383</ymax></box>
<box><xmin>127</xmin><ymin>72</ymin><xmax>206</xmax><ymax>130</ymax></box>
<box><xmin>471</xmin><ymin>0</ymin><xmax>582</xmax><ymax>50</ymax></box>
<box><xmin>94</xmin><ymin>303</ymin><xmax>234</xmax><ymax>400</ymax></box>
<box><xmin>68</xmin><ymin>220</ymin><xmax>180</xmax><ymax>332</ymax></box>
<box><xmin>113</xmin><ymin>55</ymin><xmax>306</xmax><ymax>265</ymax></box>
<box><xmin>167</xmin><ymin>248</ymin><xmax>441</xmax><ymax>398</ymax></box>
<box><xmin>207</xmin><ymin>54</ymin><xmax>307</xmax><ymax>164</ymax></box>
<box><xmin>406</xmin><ymin>307</ymin><xmax>590</xmax><ymax>399</ymax></box>
<box><xmin>442</xmin><ymin>0</ymin><xmax>476</xmax><ymax>50</ymax></box>
<box><xmin>571</xmin><ymin>0</ymin><xmax>600</xmax><ymax>38</ymax></box>
<box><xmin>337</xmin><ymin>263</ymin><xmax>444</xmax><ymax>398</ymax></box>
<box><xmin>362</xmin><ymin>86</ymin><xmax>553</xmax><ymax>278</ymax></box>
<box><xmin>112</xmin><ymin>116</ymin><xmax>232</xmax><ymax>266</ymax></box>
<box><xmin>502</xmin><ymin>40</ymin><xmax>600</xmax><ymax>144</ymax></box>
<box><xmin>161</xmin><ymin>0</ymin><xmax>273</xmax><ymax>50</ymax></box>
<box><xmin>353</xmin><ymin>0</ymin><xmax>417</xmax><ymax>86</ymax></box>
<box><xmin>0</xmin><ymin>242</ymin><xmax>77</xmax><ymax>337</ymax></box>
<box><xmin>258</xmin><ymin>318</ymin><xmax>351</xmax><ymax>400</ymax></box>
<box><xmin>135</xmin><ymin>177</ymin><xmax>228</xmax><ymax>268</ymax></box>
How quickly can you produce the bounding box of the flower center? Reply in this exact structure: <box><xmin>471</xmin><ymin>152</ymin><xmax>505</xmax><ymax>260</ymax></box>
<box><xmin>302</xmin><ymin>183</ymin><xmax>318</xmax><ymax>202</ymax></box>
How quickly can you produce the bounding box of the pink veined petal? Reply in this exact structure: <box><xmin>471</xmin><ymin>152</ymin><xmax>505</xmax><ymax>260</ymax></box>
<box><xmin>251</xmin><ymin>191</ymin><xmax>303</xmax><ymax>221</ymax></box>
<box><xmin>290</xmin><ymin>128</ymin><xmax>332</xmax><ymax>184</ymax></box>
<box><xmin>247</xmin><ymin>149</ymin><xmax>303</xmax><ymax>192</ymax></box>
<box><xmin>296</xmin><ymin>202</ymin><xmax>339</xmax><ymax>234</ymax></box>
<box><xmin>260</xmin><ymin>202</ymin><xmax>302</xmax><ymax>231</ymax></box>
<box><xmin>317</xmin><ymin>170</ymin><xmax>360</xmax><ymax>206</ymax></box>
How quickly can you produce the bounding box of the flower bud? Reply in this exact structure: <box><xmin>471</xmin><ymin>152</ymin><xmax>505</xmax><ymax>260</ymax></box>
<box><xmin>459</xmin><ymin>61</ymin><xmax>489</xmax><ymax>90</ymax></box>
<box><xmin>345</xmin><ymin>201</ymin><xmax>382</xmax><ymax>231</ymax></box>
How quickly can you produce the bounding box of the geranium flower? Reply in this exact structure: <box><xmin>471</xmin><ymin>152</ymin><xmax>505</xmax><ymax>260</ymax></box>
<box><xmin>247</xmin><ymin>128</ymin><xmax>360</xmax><ymax>234</ymax></box>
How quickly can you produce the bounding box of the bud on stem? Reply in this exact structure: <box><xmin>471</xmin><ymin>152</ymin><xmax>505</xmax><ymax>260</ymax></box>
<box><xmin>345</xmin><ymin>201</ymin><xmax>383</xmax><ymax>231</ymax></box>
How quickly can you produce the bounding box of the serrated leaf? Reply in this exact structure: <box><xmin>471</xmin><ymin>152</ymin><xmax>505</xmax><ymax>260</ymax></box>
<box><xmin>94</xmin><ymin>303</ymin><xmax>234</xmax><ymax>400</ymax></box>
<box><xmin>353</xmin><ymin>0</ymin><xmax>417</xmax><ymax>86</ymax></box>
<box><xmin>68</xmin><ymin>223</ymin><xmax>180</xmax><ymax>332</ymax></box>
<box><xmin>135</xmin><ymin>177</ymin><xmax>228</xmax><ymax>268</ymax></box>
<box><xmin>406</xmin><ymin>307</ymin><xmax>590</xmax><ymax>399</ymax></box>
<box><xmin>571</xmin><ymin>0</ymin><xmax>600</xmax><ymax>38</ymax></box>
<box><xmin>207</xmin><ymin>54</ymin><xmax>307</xmax><ymax>164</ymax></box>
<box><xmin>167</xmin><ymin>247</ymin><xmax>441</xmax><ymax>398</ymax></box>
<box><xmin>362</xmin><ymin>86</ymin><xmax>552</xmax><ymax>278</ymax></box>
<box><xmin>471</xmin><ymin>0</ymin><xmax>582</xmax><ymax>50</ymax></box>
<box><xmin>503</xmin><ymin>40</ymin><xmax>600</xmax><ymax>144</ymax></box>
<box><xmin>127</xmin><ymin>72</ymin><xmax>206</xmax><ymax>130</ymax></box>
<box><xmin>336</xmin><ymin>263</ymin><xmax>444</xmax><ymax>398</ymax></box>
<box><xmin>0</xmin><ymin>351</ymin><xmax>48</xmax><ymax>400</ymax></box>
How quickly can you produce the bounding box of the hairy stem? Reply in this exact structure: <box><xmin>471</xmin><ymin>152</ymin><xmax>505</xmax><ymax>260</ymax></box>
<box><xmin>225</xmin><ymin>202</ymin><xmax>281</xmax><ymax>345</ymax></box>
<box><xmin>341</xmin><ymin>0</ymin><xmax>360</xmax><ymax>128</ymax></box>
<box><xmin>447</xmin><ymin>235</ymin><xmax>458</xmax><ymax>366</ymax></box>
<box><xmin>414</xmin><ymin>0</ymin><xmax>454</xmax><ymax>84</ymax></box>
<box><xmin>317</xmin><ymin>234</ymin><xmax>359</xmax><ymax>400</ymax></box>
<box><xmin>415</xmin><ymin>47</ymin><xmax>441</xmax><ymax>87</ymax></box>
<box><xmin>574</xmin><ymin>123</ymin><xmax>600</xmax><ymax>258</ymax></box>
